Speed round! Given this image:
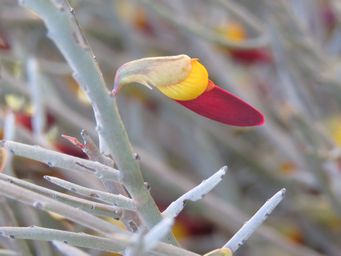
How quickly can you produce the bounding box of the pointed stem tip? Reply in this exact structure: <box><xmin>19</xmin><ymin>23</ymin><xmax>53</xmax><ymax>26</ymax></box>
<box><xmin>224</xmin><ymin>188</ymin><xmax>286</xmax><ymax>252</ymax></box>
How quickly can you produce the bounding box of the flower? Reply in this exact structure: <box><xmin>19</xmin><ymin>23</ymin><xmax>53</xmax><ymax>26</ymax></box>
<box><xmin>113</xmin><ymin>55</ymin><xmax>264</xmax><ymax>127</ymax></box>
<box><xmin>219</xmin><ymin>22</ymin><xmax>272</xmax><ymax>64</ymax></box>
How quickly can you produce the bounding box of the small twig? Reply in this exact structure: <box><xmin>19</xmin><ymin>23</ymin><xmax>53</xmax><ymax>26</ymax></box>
<box><xmin>224</xmin><ymin>188</ymin><xmax>286</xmax><ymax>253</ymax></box>
<box><xmin>0</xmin><ymin>226</ymin><xmax>125</xmax><ymax>254</ymax></box>
<box><xmin>1</xmin><ymin>140</ymin><xmax>120</xmax><ymax>182</ymax></box>
<box><xmin>0</xmin><ymin>173</ymin><xmax>121</xmax><ymax>219</ymax></box>
<box><xmin>0</xmin><ymin>249</ymin><xmax>18</xmax><ymax>256</ymax></box>
<box><xmin>0</xmin><ymin>178</ymin><xmax>122</xmax><ymax>235</ymax></box>
<box><xmin>162</xmin><ymin>166</ymin><xmax>227</xmax><ymax>218</ymax></box>
<box><xmin>44</xmin><ymin>176</ymin><xmax>136</xmax><ymax>211</ymax></box>
<box><xmin>52</xmin><ymin>241</ymin><xmax>91</xmax><ymax>256</ymax></box>
<box><xmin>26</xmin><ymin>57</ymin><xmax>46</xmax><ymax>139</ymax></box>
<box><xmin>3</xmin><ymin>112</ymin><xmax>15</xmax><ymax>142</ymax></box>
<box><xmin>0</xmin><ymin>226</ymin><xmax>200</xmax><ymax>256</ymax></box>
<box><xmin>3</xmin><ymin>112</ymin><xmax>15</xmax><ymax>176</ymax></box>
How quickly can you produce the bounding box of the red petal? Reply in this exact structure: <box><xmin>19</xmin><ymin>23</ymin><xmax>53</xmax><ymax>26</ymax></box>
<box><xmin>61</xmin><ymin>134</ymin><xmax>85</xmax><ymax>150</ymax></box>
<box><xmin>230</xmin><ymin>49</ymin><xmax>272</xmax><ymax>64</ymax></box>
<box><xmin>57</xmin><ymin>135</ymin><xmax>87</xmax><ymax>158</ymax></box>
<box><xmin>0</xmin><ymin>34</ymin><xmax>10</xmax><ymax>50</ymax></box>
<box><xmin>176</xmin><ymin>81</ymin><xmax>264</xmax><ymax>127</ymax></box>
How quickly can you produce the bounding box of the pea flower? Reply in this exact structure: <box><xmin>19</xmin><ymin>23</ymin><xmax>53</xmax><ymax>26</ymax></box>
<box><xmin>113</xmin><ymin>55</ymin><xmax>264</xmax><ymax>127</ymax></box>
<box><xmin>219</xmin><ymin>23</ymin><xmax>272</xmax><ymax>64</ymax></box>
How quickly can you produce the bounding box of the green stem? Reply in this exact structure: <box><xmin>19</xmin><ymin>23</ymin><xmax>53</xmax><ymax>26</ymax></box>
<box><xmin>0</xmin><ymin>226</ymin><xmax>199</xmax><ymax>256</ymax></box>
<box><xmin>0</xmin><ymin>179</ymin><xmax>122</xmax><ymax>235</ymax></box>
<box><xmin>44</xmin><ymin>176</ymin><xmax>136</xmax><ymax>211</ymax></box>
<box><xmin>0</xmin><ymin>173</ymin><xmax>121</xmax><ymax>219</ymax></box>
<box><xmin>20</xmin><ymin>0</ymin><xmax>176</xmax><ymax>244</ymax></box>
<box><xmin>1</xmin><ymin>141</ymin><xmax>120</xmax><ymax>182</ymax></box>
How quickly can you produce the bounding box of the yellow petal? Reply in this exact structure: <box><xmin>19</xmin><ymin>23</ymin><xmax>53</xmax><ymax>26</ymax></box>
<box><xmin>204</xmin><ymin>248</ymin><xmax>233</xmax><ymax>256</ymax></box>
<box><xmin>171</xmin><ymin>220</ymin><xmax>190</xmax><ymax>240</ymax></box>
<box><xmin>217</xmin><ymin>22</ymin><xmax>246</xmax><ymax>42</ymax></box>
<box><xmin>326</xmin><ymin>116</ymin><xmax>341</xmax><ymax>146</ymax></box>
<box><xmin>77</xmin><ymin>87</ymin><xmax>91</xmax><ymax>104</ymax></box>
<box><xmin>5</xmin><ymin>94</ymin><xmax>26</xmax><ymax>111</ymax></box>
<box><xmin>158</xmin><ymin>59</ymin><xmax>208</xmax><ymax>101</ymax></box>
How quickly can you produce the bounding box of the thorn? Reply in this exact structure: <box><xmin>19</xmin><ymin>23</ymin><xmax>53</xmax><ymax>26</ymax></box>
<box><xmin>144</xmin><ymin>182</ymin><xmax>151</xmax><ymax>191</ymax></box>
<box><xmin>134</xmin><ymin>153</ymin><xmax>140</xmax><ymax>160</ymax></box>
<box><xmin>128</xmin><ymin>220</ymin><xmax>139</xmax><ymax>232</ymax></box>
<box><xmin>33</xmin><ymin>201</ymin><xmax>43</xmax><ymax>209</ymax></box>
<box><xmin>0</xmin><ymin>140</ymin><xmax>5</xmax><ymax>148</ymax></box>
<box><xmin>80</xmin><ymin>129</ymin><xmax>88</xmax><ymax>138</ymax></box>
<box><xmin>90</xmin><ymin>193</ymin><xmax>99</xmax><ymax>198</ymax></box>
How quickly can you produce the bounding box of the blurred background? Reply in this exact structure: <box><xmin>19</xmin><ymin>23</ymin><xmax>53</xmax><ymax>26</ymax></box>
<box><xmin>1</xmin><ymin>0</ymin><xmax>341</xmax><ymax>255</ymax></box>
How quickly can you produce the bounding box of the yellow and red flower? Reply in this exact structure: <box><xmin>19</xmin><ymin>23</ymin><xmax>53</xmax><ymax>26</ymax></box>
<box><xmin>219</xmin><ymin>22</ymin><xmax>272</xmax><ymax>64</ymax></box>
<box><xmin>113</xmin><ymin>55</ymin><xmax>264</xmax><ymax>127</ymax></box>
